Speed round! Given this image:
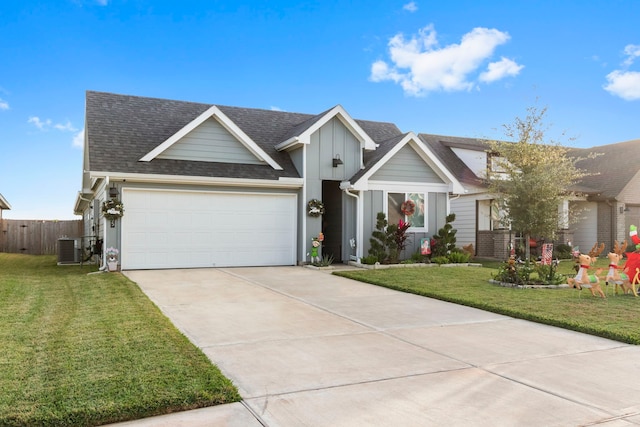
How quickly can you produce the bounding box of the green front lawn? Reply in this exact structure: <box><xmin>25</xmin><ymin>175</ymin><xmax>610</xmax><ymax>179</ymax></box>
<box><xmin>0</xmin><ymin>253</ymin><xmax>240</xmax><ymax>426</ymax></box>
<box><xmin>336</xmin><ymin>258</ymin><xmax>640</xmax><ymax>345</ymax></box>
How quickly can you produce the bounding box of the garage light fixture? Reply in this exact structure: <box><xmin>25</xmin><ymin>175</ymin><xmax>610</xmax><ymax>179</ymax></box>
<box><xmin>109</xmin><ymin>185</ymin><xmax>118</xmax><ymax>199</ymax></box>
<box><xmin>333</xmin><ymin>154</ymin><xmax>343</xmax><ymax>167</ymax></box>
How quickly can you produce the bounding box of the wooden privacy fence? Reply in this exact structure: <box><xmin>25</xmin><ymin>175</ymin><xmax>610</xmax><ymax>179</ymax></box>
<box><xmin>0</xmin><ymin>219</ymin><xmax>83</xmax><ymax>255</ymax></box>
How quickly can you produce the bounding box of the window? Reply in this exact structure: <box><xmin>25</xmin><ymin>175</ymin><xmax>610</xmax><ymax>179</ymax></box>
<box><xmin>387</xmin><ymin>192</ymin><xmax>425</xmax><ymax>229</ymax></box>
<box><xmin>490</xmin><ymin>199</ymin><xmax>508</xmax><ymax>230</ymax></box>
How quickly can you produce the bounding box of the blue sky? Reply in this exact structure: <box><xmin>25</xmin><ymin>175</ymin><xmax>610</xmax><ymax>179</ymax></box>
<box><xmin>1</xmin><ymin>0</ymin><xmax>639</xmax><ymax>220</ymax></box>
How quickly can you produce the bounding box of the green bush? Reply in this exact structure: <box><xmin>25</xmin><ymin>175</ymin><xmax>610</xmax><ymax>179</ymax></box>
<box><xmin>534</xmin><ymin>263</ymin><xmax>566</xmax><ymax>285</ymax></box>
<box><xmin>368</xmin><ymin>212</ymin><xmax>412</xmax><ymax>263</ymax></box>
<box><xmin>410</xmin><ymin>251</ymin><xmax>429</xmax><ymax>263</ymax></box>
<box><xmin>432</xmin><ymin>256</ymin><xmax>450</xmax><ymax>265</ymax></box>
<box><xmin>494</xmin><ymin>259</ymin><xmax>535</xmax><ymax>285</ymax></box>
<box><xmin>368</xmin><ymin>212</ymin><xmax>393</xmax><ymax>263</ymax></box>
<box><xmin>553</xmin><ymin>244</ymin><xmax>573</xmax><ymax>259</ymax></box>
<box><xmin>360</xmin><ymin>255</ymin><xmax>379</xmax><ymax>265</ymax></box>
<box><xmin>447</xmin><ymin>251</ymin><xmax>471</xmax><ymax>263</ymax></box>
<box><xmin>431</xmin><ymin>213</ymin><xmax>457</xmax><ymax>257</ymax></box>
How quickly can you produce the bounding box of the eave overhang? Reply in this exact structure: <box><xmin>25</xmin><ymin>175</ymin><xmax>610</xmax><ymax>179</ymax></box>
<box><xmin>88</xmin><ymin>171</ymin><xmax>304</xmax><ymax>189</ymax></box>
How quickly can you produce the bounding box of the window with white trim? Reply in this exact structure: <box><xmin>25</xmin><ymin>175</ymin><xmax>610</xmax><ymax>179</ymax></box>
<box><xmin>387</xmin><ymin>192</ymin><xmax>426</xmax><ymax>230</ymax></box>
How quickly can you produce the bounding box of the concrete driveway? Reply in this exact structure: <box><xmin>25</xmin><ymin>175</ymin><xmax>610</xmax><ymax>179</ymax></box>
<box><xmin>113</xmin><ymin>266</ymin><xmax>640</xmax><ymax>426</ymax></box>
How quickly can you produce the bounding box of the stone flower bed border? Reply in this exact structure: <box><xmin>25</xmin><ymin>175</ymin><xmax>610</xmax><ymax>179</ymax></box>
<box><xmin>347</xmin><ymin>261</ymin><xmax>483</xmax><ymax>270</ymax></box>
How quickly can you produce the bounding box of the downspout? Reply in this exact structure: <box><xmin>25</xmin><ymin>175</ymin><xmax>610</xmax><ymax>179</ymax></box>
<box><xmin>605</xmin><ymin>199</ymin><xmax>616</xmax><ymax>250</ymax></box>
<box><xmin>343</xmin><ymin>188</ymin><xmax>361</xmax><ymax>263</ymax></box>
<box><xmin>448</xmin><ymin>193</ymin><xmax>461</xmax><ymax>214</ymax></box>
<box><xmin>301</xmin><ymin>146</ymin><xmax>308</xmax><ymax>265</ymax></box>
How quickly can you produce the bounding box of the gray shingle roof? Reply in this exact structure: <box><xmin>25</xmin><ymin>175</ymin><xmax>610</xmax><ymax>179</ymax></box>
<box><xmin>86</xmin><ymin>91</ymin><xmax>639</xmax><ymax>199</ymax></box>
<box><xmin>86</xmin><ymin>91</ymin><xmax>402</xmax><ymax>181</ymax></box>
<box><xmin>570</xmin><ymin>139</ymin><xmax>640</xmax><ymax>199</ymax></box>
<box><xmin>419</xmin><ymin>134</ymin><xmax>487</xmax><ymax>186</ymax></box>
<box><xmin>420</xmin><ymin>132</ymin><xmax>640</xmax><ymax>199</ymax></box>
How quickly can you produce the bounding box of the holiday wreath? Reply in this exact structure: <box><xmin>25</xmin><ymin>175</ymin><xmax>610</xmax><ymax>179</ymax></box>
<box><xmin>102</xmin><ymin>199</ymin><xmax>125</xmax><ymax>220</ymax></box>
<box><xmin>401</xmin><ymin>199</ymin><xmax>416</xmax><ymax>216</ymax></box>
<box><xmin>307</xmin><ymin>199</ymin><xmax>325</xmax><ymax>217</ymax></box>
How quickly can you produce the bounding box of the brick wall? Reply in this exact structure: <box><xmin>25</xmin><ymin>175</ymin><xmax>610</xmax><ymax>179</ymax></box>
<box><xmin>477</xmin><ymin>230</ymin><xmax>495</xmax><ymax>257</ymax></box>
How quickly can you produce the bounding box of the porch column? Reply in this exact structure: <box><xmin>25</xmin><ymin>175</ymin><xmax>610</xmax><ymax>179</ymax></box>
<box><xmin>558</xmin><ymin>200</ymin><xmax>569</xmax><ymax>230</ymax></box>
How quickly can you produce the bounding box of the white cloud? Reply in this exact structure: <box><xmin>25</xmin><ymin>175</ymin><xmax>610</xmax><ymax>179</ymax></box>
<box><xmin>0</xmin><ymin>98</ymin><xmax>8</xmax><ymax>110</ymax></box>
<box><xmin>270</xmin><ymin>106</ymin><xmax>284</xmax><ymax>111</ymax></box>
<box><xmin>604</xmin><ymin>70</ymin><xmax>640</xmax><ymax>100</ymax></box>
<box><xmin>28</xmin><ymin>116</ymin><xmax>79</xmax><ymax>131</ymax></box>
<box><xmin>54</xmin><ymin>120</ymin><xmax>78</xmax><ymax>132</ymax></box>
<box><xmin>72</xmin><ymin>129</ymin><xmax>85</xmax><ymax>148</ymax></box>
<box><xmin>622</xmin><ymin>44</ymin><xmax>640</xmax><ymax>67</ymax></box>
<box><xmin>479</xmin><ymin>57</ymin><xmax>524</xmax><ymax>83</ymax></box>
<box><xmin>28</xmin><ymin>116</ymin><xmax>52</xmax><ymax>129</ymax></box>
<box><xmin>370</xmin><ymin>25</ymin><xmax>522</xmax><ymax>96</ymax></box>
<box><xmin>603</xmin><ymin>44</ymin><xmax>640</xmax><ymax>100</ymax></box>
<box><xmin>403</xmin><ymin>2</ymin><xmax>418</xmax><ymax>12</ymax></box>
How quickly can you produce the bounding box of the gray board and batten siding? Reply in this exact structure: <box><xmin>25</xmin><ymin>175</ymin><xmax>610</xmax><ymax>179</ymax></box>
<box><xmin>371</xmin><ymin>145</ymin><xmax>446</xmax><ymax>183</ymax></box>
<box><xmin>157</xmin><ymin>117</ymin><xmax>263</xmax><ymax>164</ymax></box>
<box><xmin>305</xmin><ymin>117</ymin><xmax>361</xmax><ymax>262</ymax></box>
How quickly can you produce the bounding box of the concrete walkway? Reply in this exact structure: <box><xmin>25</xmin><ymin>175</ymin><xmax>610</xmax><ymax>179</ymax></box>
<box><xmin>112</xmin><ymin>266</ymin><xmax>640</xmax><ymax>426</ymax></box>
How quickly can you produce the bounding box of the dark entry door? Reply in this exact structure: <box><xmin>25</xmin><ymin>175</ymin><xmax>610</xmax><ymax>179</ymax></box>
<box><xmin>322</xmin><ymin>181</ymin><xmax>342</xmax><ymax>263</ymax></box>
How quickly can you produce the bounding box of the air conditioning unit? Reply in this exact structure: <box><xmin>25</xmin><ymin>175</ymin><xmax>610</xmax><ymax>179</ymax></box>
<box><xmin>57</xmin><ymin>238</ymin><xmax>79</xmax><ymax>264</ymax></box>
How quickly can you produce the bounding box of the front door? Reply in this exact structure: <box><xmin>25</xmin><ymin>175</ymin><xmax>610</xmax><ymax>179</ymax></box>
<box><xmin>322</xmin><ymin>181</ymin><xmax>342</xmax><ymax>263</ymax></box>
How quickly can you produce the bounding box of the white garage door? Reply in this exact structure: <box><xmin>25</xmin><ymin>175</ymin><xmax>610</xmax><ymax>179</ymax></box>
<box><xmin>121</xmin><ymin>189</ymin><xmax>297</xmax><ymax>270</ymax></box>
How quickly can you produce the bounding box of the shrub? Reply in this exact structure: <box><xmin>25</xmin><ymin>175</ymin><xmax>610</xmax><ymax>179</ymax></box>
<box><xmin>534</xmin><ymin>262</ymin><xmax>566</xmax><ymax>285</ymax></box>
<box><xmin>391</xmin><ymin>219</ymin><xmax>412</xmax><ymax>262</ymax></box>
<box><xmin>431</xmin><ymin>213</ymin><xmax>457</xmax><ymax>257</ymax></box>
<box><xmin>432</xmin><ymin>256</ymin><xmax>450</xmax><ymax>265</ymax></box>
<box><xmin>493</xmin><ymin>258</ymin><xmax>535</xmax><ymax>285</ymax></box>
<box><xmin>411</xmin><ymin>251</ymin><xmax>429</xmax><ymax>263</ymax></box>
<box><xmin>369</xmin><ymin>212</ymin><xmax>393</xmax><ymax>263</ymax></box>
<box><xmin>447</xmin><ymin>251</ymin><xmax>471</xmax><ymax>263</ymax></box>
<box><xmin>314</xmin><ymin>254</ymin><xmax>334</xmax><ymax>267</ymax></box>
<box><xmin>368</xmin><ymin>212</ymin><xmax>412</xmax><ymax>263</ymax></box>
<box><xmin>553</xmin><ymin>244</ymin><xmax>573</xmax><ymax>259</ymax></box>
<box><xmin>360</xmin><ymin>255</ymin><xmax>379</xmax><ymax>265</ymax></box>
<box><xmin>492</xmin><ymin>258</ymin><xmax>565</xmax><ymax>285</ymax></box>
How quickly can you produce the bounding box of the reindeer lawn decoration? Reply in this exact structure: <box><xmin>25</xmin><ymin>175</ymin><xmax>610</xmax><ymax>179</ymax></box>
<box><xmin>567</xmin><ymin>242</ymin><xmax>606</xmax><ymax>298</ymax></box>
<box><xmin>605</xmin><ymin>240</ymin><xmax>637</xmax><ymax>296</ymax></box>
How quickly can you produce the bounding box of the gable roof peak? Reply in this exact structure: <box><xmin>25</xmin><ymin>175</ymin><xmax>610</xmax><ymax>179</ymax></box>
<box><xmin>275</xmin><ymin>104</ymin><xmax>378</xmax><ymax>151</ymax></box>
<box><xmin>138</xmin><ymin>105</ymin><xmax>284</xmax><ymax>170</ymax></box>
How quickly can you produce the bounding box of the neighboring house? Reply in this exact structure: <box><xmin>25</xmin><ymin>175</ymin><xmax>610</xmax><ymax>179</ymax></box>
<box><xmin>422</xmin><ymin>134</ymin><xmax>640</xmax><ymax>258</ymax></box>
<box><xmin>0</xmin><ymin>193</ymin><xmax>10</xmax><ymax>251</ymax></box>
<box><xmin>0</xmin><ymin>193</ymin><xmax>10</xmax><ymax>219</ymax></box>
<box><xmin>74</xmin><ymin>91</ymin><xmax>463</xmax><ymax>270</ymax></box>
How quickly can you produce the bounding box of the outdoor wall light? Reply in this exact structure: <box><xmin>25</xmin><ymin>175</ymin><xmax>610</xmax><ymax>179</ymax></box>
<box><xmin>333</xmin><ymin>154</ymin><xmax>343</xmax><ymax>167</ymax></box>
<box><xmin>109</xmin><ymin>185</ymin><xmax>118</xmax><ymax>199</ymax></box>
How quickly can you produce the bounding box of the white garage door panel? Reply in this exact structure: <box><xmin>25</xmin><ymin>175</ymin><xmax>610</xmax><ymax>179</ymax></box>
<box><xmin>122</xmin><ymin>190</ymin><xmax>297</xmax><ymax>269</ymax></box>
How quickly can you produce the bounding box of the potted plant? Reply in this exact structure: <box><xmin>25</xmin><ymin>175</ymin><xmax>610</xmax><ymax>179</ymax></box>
<box><xmin>106</xmin><ymin>247</ymin><xmax>119</xmax><ymax>272</ymax></box>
